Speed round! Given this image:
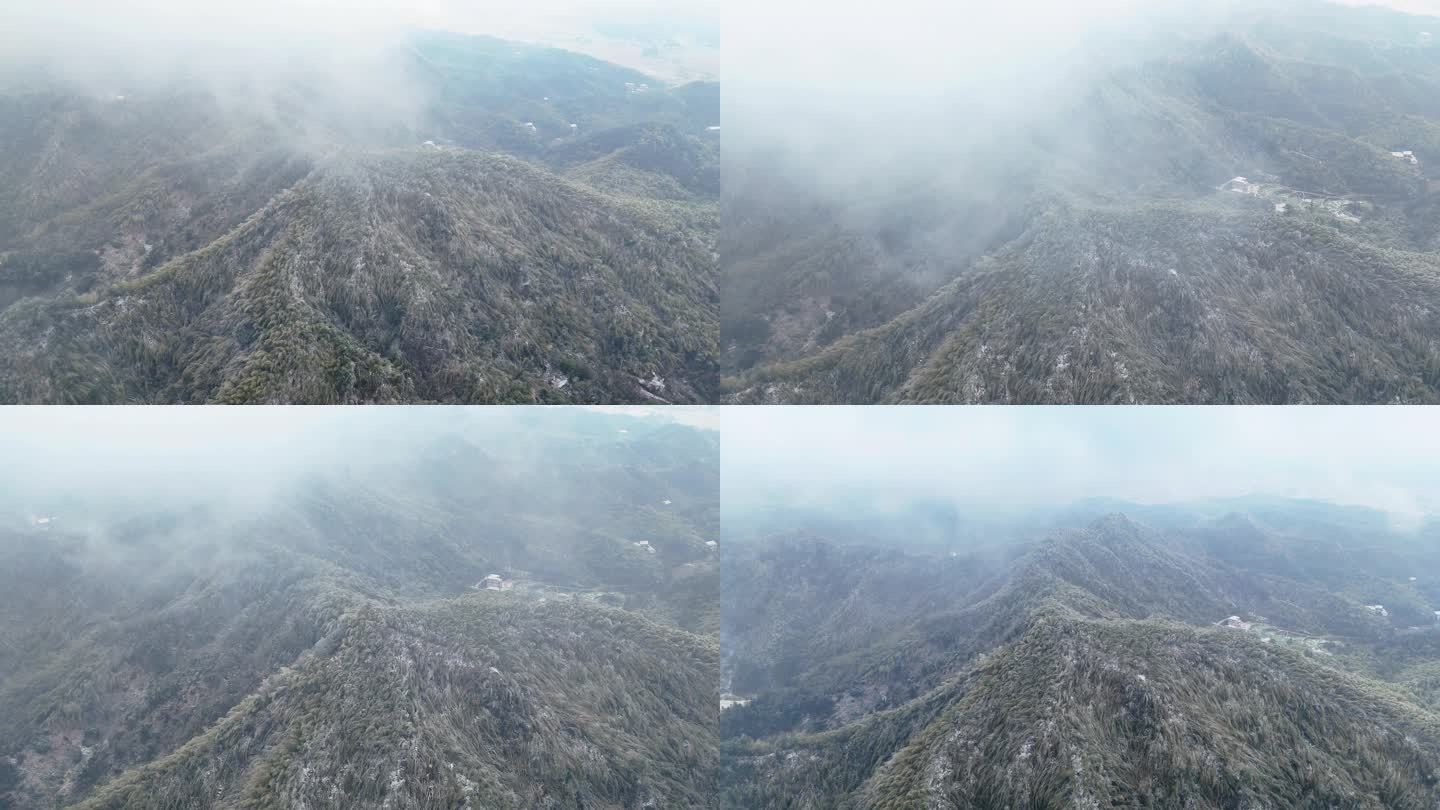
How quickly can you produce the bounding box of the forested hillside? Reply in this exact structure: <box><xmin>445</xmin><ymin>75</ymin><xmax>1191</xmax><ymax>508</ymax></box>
<box><xmin>722</xmin><ymin>1</ymin><xmax>1440</xmax><ymax>403</ymax></box>
<box><xmin>0</xmin><ymin>411</ymin><xmax>720</xmax><ymax>809</ymax></box>
<box><xmin>721</xmin><ymin>503</ymin><xmax>1440</xmax><ymax>807</ymax></box>
<box><xmin>0</xmin><ymin>32</ymin><xmax>719</xmax><ymax>404</ymax></box>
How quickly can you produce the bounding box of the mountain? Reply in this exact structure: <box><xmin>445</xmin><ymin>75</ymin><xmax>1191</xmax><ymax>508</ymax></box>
<box><xmin>721</xmin><ymin>1</ymin><xmax>1440</xmax><ymax>404</ymax></box>
<box><xmin>721</xmin><ymin>505</ymin><xmax>1440</xmax><ymax>807</ymax></box>
<box><xmin>0</xmin><ymin>32</ymin><xmax>719</xmax><ymax>404</ymax></box>
<box><xmin>0</xmin><ymin>411</ymin><xmax>720</xmax><ymax>809</ymax></box>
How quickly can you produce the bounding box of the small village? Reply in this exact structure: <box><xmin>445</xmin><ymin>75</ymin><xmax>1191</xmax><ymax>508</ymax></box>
<box><xmin>1215</xmin><ymin>613</ymin><xmax>1339</xmax><ymax>655</ymax></box>
<box><xmin>1214</xmin><ymin>587</ymin><xmax>1440</xmax><ymax>654</ymax></box>
<box><xmin>1219</xmin><ymin>175</ymin><xmax>1367</xmax><ymax>223</ymax></box>
<box><xmin>1217</xmin><ymin>148</ymin><xmax>1425</xmax><ymax>222</ymax></box>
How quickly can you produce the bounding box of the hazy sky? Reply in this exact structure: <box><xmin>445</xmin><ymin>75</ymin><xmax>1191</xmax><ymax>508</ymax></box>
<box><xmin>0</xmin><ymin>406</ymin><xmax>715</xmax><ymax>512</ymax></box>
<box><xmin>723</xmin><ymin>407</ymin><xmax>1440</xmax><ymax>526</ymax></box>
<box><xmin>4</xmin><ymin>0</ymin><xmax>715</xmax><ymax>44</ymax></box>
<box><xmin>722</xmin><ymin>0</ymin><xmax>1440</xmax><ymax>197</ymax></box>
<box><xmin>1</xmin><ymin>0</ymin><xmax>716</xmax><ymax>98</ymax></box>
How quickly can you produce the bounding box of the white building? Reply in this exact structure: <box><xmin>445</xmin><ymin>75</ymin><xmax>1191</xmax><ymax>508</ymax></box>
<box><xmin>476</xmin><ymin>574</ymin><xmax>512</xmax><ymax>591</ymax></box>
<box><xmin>1221</xmin><ymin>177</ymin><xmax>1259</xmax><ymax>195</ymax></box>
<box><xmin>1391</xmin><ymin>150</ymin><xmax>1419</xmax><ymax>165</ymax></box>
<box><xmin>633</xmin><ymin>541</ymin><xmax>655</xmax><ymax>554</ymax></box>
<box><xmin>1365</xmin><ymin>604</ymin><xmax>1388</xmax><ymax>617</ymax></box>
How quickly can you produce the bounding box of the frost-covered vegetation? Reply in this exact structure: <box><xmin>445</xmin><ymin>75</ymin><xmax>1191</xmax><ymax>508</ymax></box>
<box><xmin>0</xmin><ymin>410</ymin><xmax>719</xmax><ymax>809</ymax></box>
<box><xmin>0</xmin><ymin>31</ymin><xmax>719</xmax><ymax>404</ymax></box>
<box><xmin>721</xmin><ymin>501</ymin><xmax>1440</xmax><ymax>808</ymax></box>
<box><xmin>723</xmin><ymin>2</ymin><xmax>1440</xmax><ymax>403</ymax></box>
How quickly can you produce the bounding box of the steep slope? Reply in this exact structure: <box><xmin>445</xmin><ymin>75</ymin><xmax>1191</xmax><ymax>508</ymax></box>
<box><xmin>726</xmin><ymin>614</ymin><xmax>1440</xmax><ymax>810</ymax></box>
<box><xmin>726</xmin><ymin>202</ymin><xmax>1440</xmax><ymax>404</ymax></box>
<box><xmin>0</xmin><ymin>150</ymin><xmax>716</xmax><ymax>404</ymax></box>
<box><xmin>69</xmin><ymin>597</ymin><xmax>716</xmax><ymax>810</ymax></box>
<box><xmin>0</xmin><ymin>412</ymin><xmax>719</xmax><ymax>809</ymax></box>
<box><xmin>0</xmin><ymin>32</ymin><xmax>719</xmax><ymax>404</ymax></box>
<box><xmin>721</xmin><ymin>508</ymin><xmax>1440</xmax><ymax>807</ymax></box>
<box><xmin>722</xmin><ymin>3</ymin><xmax>1440</xmax><ymax>403</ymax></box>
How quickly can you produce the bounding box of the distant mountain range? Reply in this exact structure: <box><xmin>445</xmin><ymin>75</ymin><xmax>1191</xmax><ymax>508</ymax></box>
<box><xmin>722</xmin><ymin>1</ymin><xmax>1440</xmax><ymax>404</ymax></box>
<box><xmin>0</xmin><ymin>412</ymin><xmax>719</xmax><ymax>809</ymax></box>
<box><xmin>0</xmin><ymin>32</ymin><xmax>719</xmax><ymax>404</ymax></box>
<box><xmin>721</xmin><ymin>501</ymin><xmax>1440</xmax><ymax>807</ymax></box>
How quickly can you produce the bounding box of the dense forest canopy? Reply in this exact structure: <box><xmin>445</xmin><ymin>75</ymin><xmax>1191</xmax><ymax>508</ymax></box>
<box><xmin>722</xmin><ymin>0</ymin><xmax>1440</xmax><ymax>404</ymax></box>
<box><xmin>721</xmin><ymin>499</ymin><xmax>1440</xmax><ymax>808</ymax></box>
<box><xmin>0</xmin><ymin>28</ymin><xmax>719</xmax><ymax>404</ymax></box>
<box><xmin>0</xmin><ymin>408</ymin><xmax>720</xmax><ymax>809</ymax></box>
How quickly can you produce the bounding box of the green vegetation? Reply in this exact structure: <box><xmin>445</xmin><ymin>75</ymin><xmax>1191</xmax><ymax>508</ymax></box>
<box><xmin>723</xmin><ymin>5</ymin><xmax>1440</xmax><ymax>403</ymax></box>
<box><xmin>0</xmin><ymin>412</ymin><xmax>718</xmax><ymax>809</ymax></box>
<box><xmin>722</xmin><ymin>506</ymin><xmax>1440</xmax><ymax>807</ymax></box>
<box><xmin>0</xmin><ymin>32</ymin><xmax>718</xmax><ymax>404</ymax></box>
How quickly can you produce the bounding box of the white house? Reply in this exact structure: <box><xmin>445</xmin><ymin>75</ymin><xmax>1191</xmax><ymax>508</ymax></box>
<box><xmin>1221</xmin><ymin>177</ymin><xmax>1258</xmax><ymax>195</ymax></box>
<box><xmin>633</xmin><ymin>541</ymin><xmax>655</xmax><ymax>554</ymax></box>
<box><xmin>476</xmin><ymin>574</ymin><xmax>512</xmax><ymax>591</ymax></box>
<box><xmin>1365</xmin><ymin>604</ymin><xmax>1388</xmax><ymax>617</ymax></box>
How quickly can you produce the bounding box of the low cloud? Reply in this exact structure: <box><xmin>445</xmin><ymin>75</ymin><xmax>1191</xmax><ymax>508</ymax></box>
<box><xmin>722</xmin><ymin>407</ymin><xmax>1440</xmax><ymax>527</ymax></box>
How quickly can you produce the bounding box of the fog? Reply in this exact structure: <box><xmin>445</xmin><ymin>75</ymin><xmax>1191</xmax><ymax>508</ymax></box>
<box><xmin>723</xmin><ymin>0</ymin><xmax>1234</xmax><ymax>194</ymax></box>
<box><xmin>0</xmin><ymin>405</ymin><xmax>716</xmax><ymax>526</ymax></box>
<box><xmin>1</xmin><ymin>0</ymin><xmax>715</xmax><ymax>157</ymax></box>
<box><xmin>721</xmin><ymin>0</ymin><xmax>1437</xmax><ymax>202</ymax></box>
<box><xmin>723</xmin><ymin>406</ymin><xmax>1440</xmax><ymax>530</ymax></box>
